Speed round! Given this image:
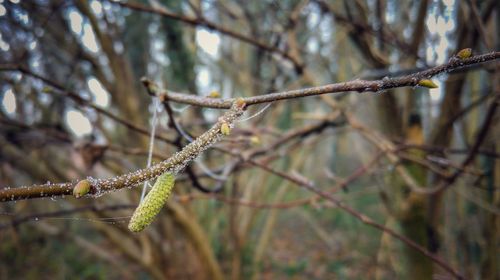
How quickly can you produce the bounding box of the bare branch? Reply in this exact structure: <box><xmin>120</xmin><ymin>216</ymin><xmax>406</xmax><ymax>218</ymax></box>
<box><xmin>0</xmin><ymin>101</ymin><xmax>246</xmax><ymax>201</ymax></box>
<box><xmin>0</xmin><ymin>51</ymin><xmax>498</xmax><ymax>201</ymax></box>
<box><xmin>150</xmin><ymin>51</ymin><xmax>499</xmax><ymax>109</ymax></box>
<box><xmin>247</xmin><ymin>159</ymin><xmax>464</xmax><ymax>279</ymax></box>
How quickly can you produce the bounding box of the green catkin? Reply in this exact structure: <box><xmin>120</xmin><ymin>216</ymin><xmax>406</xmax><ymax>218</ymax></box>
<box><xmin>128</xmin><ymin>172</ymin><xmax>175</xmax><ymax>232</ymax></box>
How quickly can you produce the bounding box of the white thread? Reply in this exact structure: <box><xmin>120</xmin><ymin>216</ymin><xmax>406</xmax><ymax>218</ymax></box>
<box><xmin>45</xmin><ymin>216</ymin><xmax>132</xmax><ymax>221</ymax></box>
<box><xmin>44</xmin><ymin>216</ymin><xmax>131</xmax><ymax>225</ymax></box>
<box><xmin>195</xmin><ymin>158</ymin><xmax>227</xmax><ymax>181</ymax></box>
<box><xmin>177</xmin><ymin>124</ymin><xmax>194</xmax><ymax>142</ymax></box>
<box><xmin>140</xmin><ymin>97</ymin><xmax>160</xmax><ymax>201</ymax></box>
<box><xmin>166</xmin><ymin>113</ymin><xmax>193</xmax><ymax>142</ymax></box>
<box><xmin>237</xmin><ymin>103</ymin><xmax>272</xmax><ymax>122</ymax></box>
<box><xmin>170</xmin><ymin>104</ymin><xmax>191</xmax><ymax>113</ymax></box>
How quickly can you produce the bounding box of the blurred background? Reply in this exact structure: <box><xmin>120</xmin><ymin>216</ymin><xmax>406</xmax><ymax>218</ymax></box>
<box><xmin>0</xmin><ymin>0</ymin><xmax>498</xmax><ymax>279</ymax></box>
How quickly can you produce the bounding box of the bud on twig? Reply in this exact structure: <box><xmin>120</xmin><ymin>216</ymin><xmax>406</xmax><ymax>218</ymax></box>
<box><xmin>220</xmin><ymin>122</ymin><xmax>231</xmax><ymax>135</ymax></box>
<box><xmin>208</xmin><ymin>90</ymin><xmax>220</xmax><ymax>98</ymax></box>
<box><xmin>73</xmin><ymin>180</ymin><xmax>91</xmax><ymax>198</ymax></box>
<box><xmin>418</xmin><ymin>79</ymin><xmax>438</xmax><ymax>89</ymax></box>
<box><xmin>456</xmin><ymin>48</ymin><xmax>472</xmax><ymax>59</ymax></box>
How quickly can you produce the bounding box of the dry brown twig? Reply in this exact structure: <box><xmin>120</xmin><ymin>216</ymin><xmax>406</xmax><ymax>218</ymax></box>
<box><xmin>148</xmin><ymin>51</ymin><xmax>499</xmax><ymax>109</ymax></box>
<box><xmin>247</xmin><ymin>158</ymin><xmax>465</xmax><ymax>279</ymax></box>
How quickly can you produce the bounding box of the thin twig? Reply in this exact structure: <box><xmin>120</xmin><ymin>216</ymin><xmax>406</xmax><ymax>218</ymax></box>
<box><xmin>0</xmin><ymin>204</ymin><xmax>135</xmax><ymax>231</ymax></box>
<box><xmin>247</xmin><ymin>159</ymin><xmax>464</xmax><ymax>279</ymax></box>
<box><xmin>437</xmin><ymin>92</ymin><xmax>499</xmax><ymax>192</ymax></box>
<box><xmin>148</xmin><ymin>52</ymin><xmax>499</xmax><ymax>109</ymax></box>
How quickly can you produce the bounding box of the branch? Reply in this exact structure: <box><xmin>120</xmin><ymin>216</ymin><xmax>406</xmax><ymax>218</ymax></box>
<box><xmin>435</xmin><ymin>91</ymin><xmax>499</xmax><ymax>192</ymax></box>
<box><xmin>144</xmin><ymin>80</ymin><xmax>217</xmax><ymax>193</ymax></box>
<box><xmin>0</xmin><ymin>100</ymin><xmax>246</xmax><ymax>201</ymax></box>
<box><xmin>150</xmin><ymin>51</ymin><xmax>499</xmax><ymax>109</ymax></box>
<box><xmin>399</xmin><ymin>144</ymin><xmax>500</xmax><ymax>159</ymax></box>
<box><xmin>1</xmin><ymin>51</ymin><xmax>498</xmax><ymax>201</ymax></box>
<box><xmin>246</xmin><ymin>159</ymin><xmax>464</xmax><ymax>279</ymax></box>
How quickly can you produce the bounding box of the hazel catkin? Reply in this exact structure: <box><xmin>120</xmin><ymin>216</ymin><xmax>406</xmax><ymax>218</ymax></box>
<box><xmin>128</xmin><ymin>173</ymin><xmax>175</xmax><ymax>232</ymax></box>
